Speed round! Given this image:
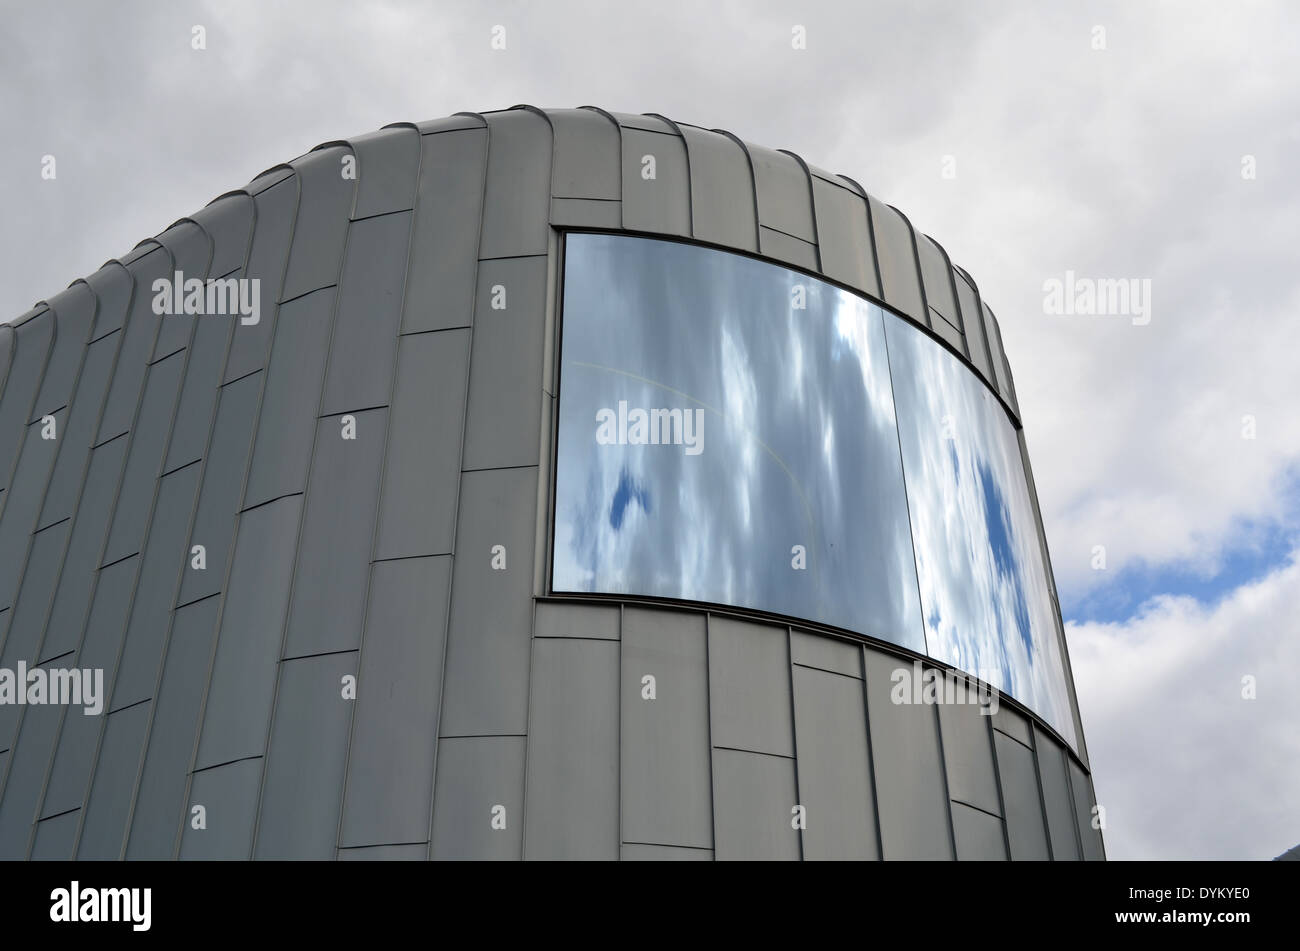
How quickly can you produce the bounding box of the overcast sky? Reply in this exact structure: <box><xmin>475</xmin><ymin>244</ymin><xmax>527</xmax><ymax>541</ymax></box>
<box><xmin>2</xmin><ymin>0</ymin><xmax>1297</xmax><ymax>860</ymax></box>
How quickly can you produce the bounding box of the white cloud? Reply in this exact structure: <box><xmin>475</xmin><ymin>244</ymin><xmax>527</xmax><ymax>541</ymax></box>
<box><xmin>1069</xmin><ymin>548</ymin><xmax>1300</xmax><ymax>859</ymax></box>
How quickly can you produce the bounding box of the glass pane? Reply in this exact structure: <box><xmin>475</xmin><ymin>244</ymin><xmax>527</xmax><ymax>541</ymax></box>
<box><xmin>554</xmin><ymin>233</ymin><xmax>925</xmax><ymax>652</ymax></box>
<box><xmin>884</xmin><ymin>313</ymin><xmax>1075</xmax><ymax>746</ymax></box>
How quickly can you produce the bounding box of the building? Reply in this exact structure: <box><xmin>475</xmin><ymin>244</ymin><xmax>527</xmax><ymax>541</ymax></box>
<box><xmin>0</xmin><ymin>106</ymin><xmax>1103</xmax><ymax>860</ymax></box>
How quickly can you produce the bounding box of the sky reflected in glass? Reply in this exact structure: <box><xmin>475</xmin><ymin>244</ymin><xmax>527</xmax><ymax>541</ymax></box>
<box><xmin>555</xmin><ymin>232</ymin><xmax>1076</xmax><ymax>746</ymax></box>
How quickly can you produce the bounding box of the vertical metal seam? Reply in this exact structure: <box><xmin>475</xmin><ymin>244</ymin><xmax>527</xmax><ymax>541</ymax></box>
<box><xmin>711</xmin><ymin>129</ymin><xmax>761</xmax><ymax>252</ymax></box>
<box><xmin>986</xmin><ymin>709</ymin><xmax>1013</xmax><ymax>860</ymax></box>
<box><xmin>1029</xmin><ymin>725</ymin><xmax>1056</xmax><ymax>861</ymax></box>
<box><xmin>930</xmin><ymin>669</ymin><xmax>961</xmax><ymax>860</ymax></box>
<box><xmin>777</xmin><ymin>149</ymin><xmax>822</xmax><ymax>273</ymax></box>
<box><xmin>785</xmin><ymin>624</ymin><xmax>804</xmax><ymax>861</ymax></box>
<box><xmin>702</xmin><ymin>611</ymin><xmax>717</xmax><ymax>860</ymax></box>
<box><xmin>425</xmin><ymin>110</ymin><xmax>490</xmax><ymax>861</ymax></box>
<box><xmin>859</xmin><ymin>645</ymin><xmax>886</xmax><ymax>861</ymax></box>
<box><xmin>332</xmin><ymin>127</ymin><xmax>422</xmax><ymax>857</ymax></box>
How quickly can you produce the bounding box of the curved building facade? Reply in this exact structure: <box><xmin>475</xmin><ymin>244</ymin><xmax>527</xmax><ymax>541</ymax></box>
<box><xmin>0</xmin><ymin>106</ymin><xmax>1103</xmax><ymax>860</ymax></box>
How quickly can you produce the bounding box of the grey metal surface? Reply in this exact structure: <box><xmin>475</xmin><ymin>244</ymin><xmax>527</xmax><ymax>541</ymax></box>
<box><xmin>995</xmin><ymin>730</ymin><xmax>1052</xmax><ymax>860</ymax></box>
<box><xmin>340</xmin><ymin>555</ymin><xmax>451</xmax><ymax>848</ymax></box>
<box><xmin>862</xmin><ymin>646</ymin><xmax>954</xmax><ymax>860</ymax></box>
<box><xmin>0</xmin><ymin>106</ymin><xmax>1095</xmax><ymax>861</ymax></box>
<box><xmin>620</xmin><ymin>607</ymin><xmax>712</xmax><ymax>849</ymax></box>
<box><xmin>791</xmin><ymin>664</ymin><xmax>879</xmax><ymax>860</ymax></box>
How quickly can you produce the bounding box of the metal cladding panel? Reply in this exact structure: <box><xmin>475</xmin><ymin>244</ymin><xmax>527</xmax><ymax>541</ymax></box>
<box><xmin>621</xmin><ymin>127</ymin><xmax>690</xmax><ymax>237</ymax></box>
<box><xmin>620</xmin><ymin>607</ymin><xmax>712</xmax><ymax>850</ymax></box>
<box><xmin>283</xmin><ymin>408</ymin><xmax>388</xmax><ymax>658</ymax></box>
<box><xmin>151</xmin><ymin>222</ymin><xmax>212</xmax><ymax>360</ymax></box>
<box><xmin>988</xmin><ymin>306</ymin><xmax>1021</xmax><ymax>417</ymax></box>
<box><xmin>863</xmin><ymin>647</ymin><xmax>954</xmax><ymax>859</ymax></box>
<box><xmin>31</xmin><ymin>811</ymin><xmax>78</xmax><ymax>861</ymax></box>
<box><xmin>1070</xmin><ymin>759</ymin><xmax>1106</xmax><ymax>861</ymax></box>
<box><xmin>0</xmin><ymin>312</ymin><xmax>53</xmax><ymax>489</ymax></box>
<box><xmin>222</xmin><ymin>178</ymin><xmax>297</xmax><ymax>383</ymax></box>
<box><xmin>126</xmin><ymin>595</ymin><xmax>220</xmax><ymax>859</ymax></box>
<box><xmin>711</xmin><ymin>747</ymin><xmax>801</xmax><ymax>861</ymax></box>
<box><xmin>400</xmin><ymin>128</ymin><xmax>487</xmax><ymax>334</ymax></box>
<box><xmin>549</xmin><ymin>109</ymin><xmax>621</xmax><ymax>200</ymax></box>
<box><xmin>867</xmin><ymin>197</ymin><xmax>927</xmax><ymax>326</ymax></box>
<box><xmin>535</xmin><ymin>601</ymin><xmax>620</xmax><ymax>639</ymax></box>
<box><xmin>0</xmin><ymin>414</ymin><xmax>64</xmax><ymax>611</ymax></box>
<box><xmin>524</xmin><ymin>637</ymin><xmax>620</xmax><ymax>860</ymax></box>
<box><xmin>107</xmin><ymin>462</ymin><xmax>201</xmax><ymax>711</ymax></box>
<box><xmin>37</xmin><ymin>555</ymin><xmax>138</xmax><ymax>821</ymax></box>
<box><xmin>810</xmin><ymin>177</ymin><xmax>879</xmax><ymax>298</ymax></box>
<box><xmin>99</xmin><ymin>349</ymin><xmax>185</xmax><ymax>567</ymax></box>
<box><xmin>431</xmin><ymin>735</ymin><xmax>526</xmax><ymax>860</ymax></box>
<box><xmin>164</xmin><ymin>303</ymin><xmax>235</xmax><ymax>471</ymax></box>
<box><xmin>994</xmin><ymin>731</ymin><xmax>1050</xmax><ymax>860</ymax></box>
<box><xmin>1035</xmin><ymin>725</ymin><xmax>1081</xmax><ymax>861</ymax></box>
<box><xmin>982</xmin><ymin>302</ymin><xmax>1016</xmax><ymax>412</ymax></box>
<box><xmin>320</xmin><ymin>210</ymin><xmax>411</xmax><ymax>416</ymax></box>
<box><xmin>254</xmin><ymin>651</ymin><xmax>357</xmax><ymax>859</ymax></box>
<box><xmin>415</xmin><ymin>115</ymin><xmax>486</xmax><ymax>136</ymax></box>
<box><xmin>679</xmin><ymin>126</ymin><xmax>757</xmax><ymax>251</ymax></box>
<box><xmin>176</xmin><ymin>370</ymin><xmax>261</xmax><ymax>606</ymax></box>
<box><xmin>936</xmin><ymin>684</ymin><xmax>1002</xmax><ymax>816</ymax></box>
<box><xmin>2</xmin><ymin>520</ymin><xmax>68</xmax><ymax>672</ymax></box>
<box><xmin>759</xmin><ymin>226</ymin><xmax>819</xmax><ymax>271</ymax></box>
<box><xmin>747</xmin><ymin>145</ymin><xmax>816</xmax><ymax>244</ymax></box>
<box><xmin>85</xmin><ymin>264</ymin><xmax>133</xmax><ymax>342</ymax></box>
<box><xmin>918</xmin><ymin>234</ymin><xmax>964</xmax><ymax>353</ymax></box>
<box><xmin>461</xmin><ymin>255</ymin><xmax>547</xmax><ymax>471</ymax></box>
<box><xmin>373</xmin><ymin>329</ymin><xmax>469</xmax><ymax>560</ymax></box>
<box><xmin>791</xmin><ymin>664</ymin><xmax>879</xmax><ymax>860</ymax></box>
<box><xmin>76</xmin><ymin>700</ymin><xmax>151</xmax><ymax>860</ymax></box>
<box><xmin>549</xmin><ymin>198</ymin><xmax>621</xmax><ymax>229</ymax></box>
<box><xmin>0</xmin><ymin>106</ymin><xmax>1088</xmax><ymax>862</ymax></box>
<box><xmin>708</xmin><ymin>617</ymin><xmax>794</xmax><ymax>758</ymax></box>
<box><xmin>478</xmin><ymin>110</ymin><xmax>552</xmax><ymax>259</ymax></box>
<box><xmin>191</xmin><ymin>194</ymin><xmax>254</xmax><ymax>278</ymax></box>
<box><xmin>954</xmin><ymin>269</ymin><xmax>995</xmax><ymax>384</ymax></box>
<box><xmin>350</xmin><ymin>127</ymin><xmax>420</xmax><ymax>219</ymax></box>
<box><xmin>95</xmin><ymin>249</ymin><xmax>166</xmax><ymax>443</ymax></box>
<box><xmin>180</xmin><ymin>759</ymin><xmax>262</xmax><ymax>860</ymax></box>
<box><xmin>790</xmin><ymin>629</ymin><xmax>862</xmax><ymax>679</ymax></box>
<box><xmin>0</xmin><ymin>664</ymin><xmax>66</xmax><ymax>857</ymax></box>
<box><xmin>242</xmin><ymin>287</ymin><xmax>334</xmax><ymax>508</ymax></box>
<box><xmin>32</xmin><ymin>284</ymin><xmax>95</xmax><ymax>419</ymax></box>
<box><xmin>193</xmin><ymin>495</ymin><xmax>302</xmax><ymax>770</ymax></box>
<box><xmin>439</xmin><ymin>465</ymin><xmax>537</xmax><ymax>736</ymax></box>
<box><xmin>993</xmin><ymin>704</ymin><xmax>1033</xmax><ymax>747</ymax></box>
<box><xmin>280</xmin><ymin>147</ymin><xmax>355</xmax><ymax>301</ymax></box>
<box><xmin>952</xmin><ymin>802</ymin><xmax>1008</xmax><ymax>861</ymax></box>
<box><xmin>340</xmin><ymin>555</ymin><xmax>451</xmax><ymax>848</ymax></box>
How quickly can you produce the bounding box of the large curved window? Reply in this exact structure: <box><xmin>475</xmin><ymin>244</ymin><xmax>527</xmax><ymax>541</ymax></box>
<box><xmin>553</xmin><ymin>232</ymin><xmax>1075</xmax><ymax>747</ymax></box>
